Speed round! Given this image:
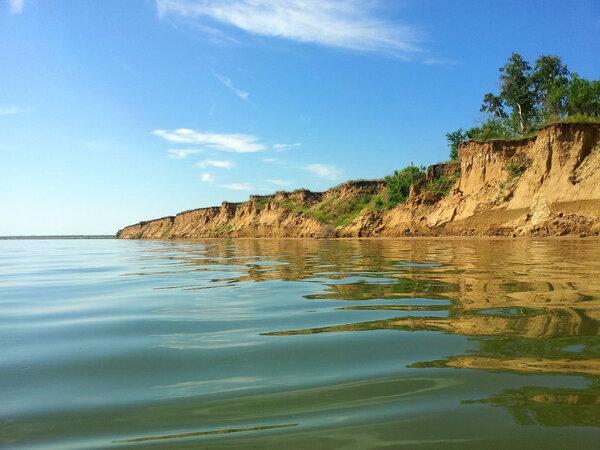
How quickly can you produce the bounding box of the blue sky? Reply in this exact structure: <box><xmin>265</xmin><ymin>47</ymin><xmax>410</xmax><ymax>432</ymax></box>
<box><xmin>1</xmin><ymin>0</ymin><xmax>599</xmax><ymax>235</ymax></box>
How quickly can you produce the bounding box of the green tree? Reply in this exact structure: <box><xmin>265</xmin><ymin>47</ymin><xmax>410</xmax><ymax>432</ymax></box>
<box><xmin>480</xmin><ymin>93</ymin><xmax>507</xmax><ymax>120</ymax></box>
<box><xmin>565</xmin><ymin>74</ymin><xmax>600</xmax><ymax>117</ymax></box>
<box><xmin>531</xmin><ymin>55</ymin><xmax>569</xmax><ymax>120</ymax></box>
<box><xmin>499</xmin><ymin>53</ymin><xmax>536</xmax><ymax>134</ymax></box>
<box><xmin>446</xmin><ymin>129</ymin><xmax>468</xmax><ymax>160</ymax></box>
<box><xmin>385</xmin><ymin>165</ymin><xmax>425</xmax><ymax>207</ymax></box>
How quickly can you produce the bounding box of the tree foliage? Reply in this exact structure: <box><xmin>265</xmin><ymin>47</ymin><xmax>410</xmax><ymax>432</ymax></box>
<box><xmin>446</xmin><ymin>129</ymin><xmax>468</xmax><ymax>160</ymax></box>
<box><xmin>446</xmin><ymin>53</ymin><xmax>600</xmax><ymax>158</ymax></box>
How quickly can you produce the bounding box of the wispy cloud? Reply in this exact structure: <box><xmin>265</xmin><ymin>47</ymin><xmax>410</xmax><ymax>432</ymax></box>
<box><xmin>153</xmin><ymin>128</ymin><xmax>265</xmax><ymax>153</ymax></box>
<box><xmin>156</xmin><ymin>0</ymin><xmax>422</xmax><ymax>57</ymax></box>
<box><xmin>8</xmin><ymin>0</ymin><xmax>24</xmax><ymax>14</ymax></box>
<box><xmin>200</xmin><ymin>172</ymin><xmax>215</xmax><ymax>182</ymax></box>
<box><xmin>196</xmin><ymin>158</ymin><xmax>234</xmax><ymax>169</ymax></box>
<box><xmin>273</xmin><ymin>142</ymin><xmax>301</xmax><ymax>152</ymax></box>
<box><xmin>422</xmin><ymin>57</ymin><xmax>458</xmax><ymax>66</ymax></box>
<box><xmin>168</xmin><ymin>148</ymin><xmax>201</xmax><ymax>159</ymax></box>
<box><xmin>221</xmin><ymin>182</ymin><xmax>253</xmax><ymax>191</ymax></box>
<box><xmin>267</xmin><ymin>179</ymin><xmax>291</xmax><ymax>187</ymax></box>
<box><xmin>304</xmin><ymin>163</ymin><xmax>342</xmax><ymax>180</ymax></box>
<box><xmin>214</xmin><ymin>72</ymin><xmax>249</xmax><ymax>100</ymax></box>
<box><xmin>0</xmin><ymin>106</ymin><xmax>22</xmax><ymax>116</ymax></box>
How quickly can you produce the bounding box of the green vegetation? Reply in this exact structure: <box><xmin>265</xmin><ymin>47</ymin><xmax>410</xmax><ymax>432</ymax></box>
<box><xmin>424</xmin><ymin>171</ymin><xmax>459</xmax><ymax>198</ymax></box>
<box><xmin>447</xmin><ymin>53</ymin><xmax>600</xmax><ymax>158</ymax></box>
<box><xmin>210</xmin><ymin>224</ymin><xmax>233</xmax><ymax>236</ymax></box>
<box><xmin>273</xmin><ymin>185</ymin><xmax>382</xmax><ymax>228</ymax></box>
<box><xmin>256</xmin><ymin>53</ymin><xmax>597</xmax><ymax>231</ymax></box>
<box><xmin>446</xmin><ymin>130</ymin><xmax>468</xmax><ymax>160</ymax></box>
<box><xmin>384</xmin><ymin>165</ymin><xmax>425</xmax><ymax>207</ymax></box>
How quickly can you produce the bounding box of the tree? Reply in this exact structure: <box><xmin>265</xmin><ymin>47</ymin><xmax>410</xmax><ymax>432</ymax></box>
<box><xmin>532</xmin><ymin>55</ymin><xmax>569</xmax><ymax>120</ymax></box>
<box><xmin>480</xmin><ymin>93</ymin><xmax>507</xmax><ymax>120</ymax></box>
<box><xmin>499</xmin><ymin>53</ymin><xmax>536</xmax><ymax>134</ymax></box>
<box><xmin>446</xmin><ymin>129</ymin><xmax>468</xmax><ymax>160</ymax></box>
<box><xmin>565</xmin><ymin>74</ymin><xmax>600</xmax><ymax>117</ymax></box>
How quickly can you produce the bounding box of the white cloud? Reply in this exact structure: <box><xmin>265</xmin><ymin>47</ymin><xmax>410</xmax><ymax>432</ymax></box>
<box><xmin>273</xmin><ymin>142</ymin><xmax>301</xmax><ymax>151</ymax></box>
<box><xmin>0</xmin><ymin>106</ymin><xmax>21</xmax><ymax>116</ymax></box>
<box><xmin>8</xmin><ymin>0</ymin><xmax>24</xmax><ymax>14</ymax></box>
<box><xmin>200</xmin><ymin>172</ymin><xmax>215</xmax><ymax>182</ymax></box>
<box><xmin>221</xmin><ymin>182</ymin><xmax>253</xmax><ymax>191</ymax></box>
<box><xmin>214</xmin><ymin>72</ymin><xmax>249</xmax><ymax>100</ymax></box>
<box><xmin>153</xmin><ymin>128</ymin><xmax>265</xmax><ymax>153</ymax></box>
<box><xmin>304</xmin><ymin>163</ymin><xmax>342</xmax><ymax>180</ymax></box>
<box><xmin>156</xmin><ymin>0</ymin><xmax>421</xmax><ymax>56</ymax></box>
<box><xmin>196</xmin><ymin>158</ymin><xmax>234</xmax><ymax>169</ymax></box>
<box><xmin>267</xmin><ymin>179</ymin><xmax>291</xmax><ymax>187</ymax></box>
<box><xmin>168</xmin><ymin>148</ymin><xmax>201</xmax><ymax>159</ymax></box>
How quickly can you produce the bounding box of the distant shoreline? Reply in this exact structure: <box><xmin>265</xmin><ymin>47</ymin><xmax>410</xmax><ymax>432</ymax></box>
<box><xmin>0</xmin><ymin>235</ymin><xmax>115</xmax><ymax>240</ymax></box>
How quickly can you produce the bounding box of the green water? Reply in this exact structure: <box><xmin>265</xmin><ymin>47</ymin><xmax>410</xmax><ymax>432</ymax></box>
<box><xmin>1</xmin><ymin>238</ymin><xmax>599</xmax><ymax>449</ymax></box>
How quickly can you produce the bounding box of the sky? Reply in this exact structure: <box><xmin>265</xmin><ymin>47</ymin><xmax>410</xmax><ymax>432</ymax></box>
<box><xmin>1</xmin><ymin>0</ymin><xmax>599</xmax><ymax>235</ymax></box>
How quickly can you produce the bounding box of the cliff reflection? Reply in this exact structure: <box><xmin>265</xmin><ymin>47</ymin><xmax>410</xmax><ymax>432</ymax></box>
<box><xmin>138</xmin><ymin>238</ymin><xmax>600</xmax><ymax>379</ymax></box>
<box><xmin>465</xmin><ymin>383</ymin><xmax>600</xmax><ymax>427</ymax></box>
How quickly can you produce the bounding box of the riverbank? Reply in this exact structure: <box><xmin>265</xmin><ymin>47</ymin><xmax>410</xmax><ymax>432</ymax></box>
<box><xmin>117</xmin><ymin>122</ymin><xmax>600</xmax><ymax>239</ymax></box>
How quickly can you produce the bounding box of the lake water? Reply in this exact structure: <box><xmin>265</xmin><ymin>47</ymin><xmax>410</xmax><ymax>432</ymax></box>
<box><xmin>1</xmin><ymin>238</ymin><xmax>599</xmax><ymax>449</ymax></box>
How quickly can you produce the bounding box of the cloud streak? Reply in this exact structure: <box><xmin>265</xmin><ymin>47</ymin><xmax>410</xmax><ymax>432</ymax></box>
<box><xmin>273</xmin><ymin>142</ymin><xmax>301</xmax><ymax>151</ymax></box>
<box><xmin>221</xmin><ymin>182</ymin><xmax>253</xmax><ymax>191</ymax></box>
<box><xmin>200</xmin><ymin>172</ymin><xmax>215</xmax><ymax>182</ymax></box>
<box><xmin>168</xmin><ymin>148</ymin><xmax>201</xmax><ymax>159</ymax></box>
<box><xmin>196</xmin><ymin>158</ymin><xmax>234</xmax><ymax>169</ymax></box>
<box><xmin>0</xmin><ymin>106</ymin><xmax>22</xmax><ymax>116</ymax></box>
<box><xmin>154</xmin><ymin>128</ymin><xmax>265</xmax><ymax>153</ymax></box>
<box><xmin>304</xmin><ymin>163</ymin><xmax>342</xmax><ymax>180</ymax></box>
<box><xmin>214</xmin><ymin>73</ymin><xmax>249</xmax><ymax>100</ymax></box>
<box><xmin>267</xmin><ymin>179</ymin><xmax>291</xmax><ymax>187</ymax></box>
<box><xmin>156</xmin><ymin>0</ymin><xmax>421</xmax><ymax>56</ymax></box>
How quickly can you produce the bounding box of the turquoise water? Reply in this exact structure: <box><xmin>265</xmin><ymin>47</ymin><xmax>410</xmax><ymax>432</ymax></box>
<box><xmin>1</xmin><ymin>238</ymin><xmax>599</xmax><ymax>449</ymax></box>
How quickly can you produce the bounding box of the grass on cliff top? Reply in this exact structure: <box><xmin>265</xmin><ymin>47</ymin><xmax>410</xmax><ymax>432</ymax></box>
<box><xmin>269</xmin><ymin>183</ymin><xmax>384</xmax><ymax>228</ymax></box>
<box><xmin>264</xmin><ymin>165</ymin><xmax>461</xmax><ymax>228</ymax></box>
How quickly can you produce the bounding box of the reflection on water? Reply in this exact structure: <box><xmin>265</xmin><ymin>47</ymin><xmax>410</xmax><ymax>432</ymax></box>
<box><xmin>1</xmin><ymin>238</ymin><xmax>599</xmax><ymax>449</ymax></box>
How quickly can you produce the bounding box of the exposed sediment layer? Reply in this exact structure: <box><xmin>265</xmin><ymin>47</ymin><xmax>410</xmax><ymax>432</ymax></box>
<box><xmin>117</xmin><ymin>123</ymin><xmax>600</xmax><ymax>239</ymax></box>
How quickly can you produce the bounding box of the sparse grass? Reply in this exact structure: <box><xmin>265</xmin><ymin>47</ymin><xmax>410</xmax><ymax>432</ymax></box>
<box><xmin>507</xmin><ymin>154</ymin><xmax>530</xmax><ymax>179</ymax></box>
<box><xmin>272</xmin><ymin>188</ymin><xmax>381</xmax><ymax>228</ymax></box>
<box><xmin>210</xmin><ymin>224</ymin><xmax>233</xmax><ymax>236</ymax></box>
<box><xmin>546</xmin><ymin>114</ymin><xmax>600</xmax><ymax>125</ymax></box>
<box><xmin>254</xmin><ymin>196</ymin><xmax>271</xmax><ymax>210</ymax></box>
<box><xmin>424</xmin><ymin>172</ymin><xmax>459</xmax><ymax>198</ymax></box>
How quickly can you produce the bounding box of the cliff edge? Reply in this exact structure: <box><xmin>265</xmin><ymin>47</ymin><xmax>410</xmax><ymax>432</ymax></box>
<box><xmin>117</xmin><ymin>123</ymin><xmax>600</xmax><ymax>239</ymax></box>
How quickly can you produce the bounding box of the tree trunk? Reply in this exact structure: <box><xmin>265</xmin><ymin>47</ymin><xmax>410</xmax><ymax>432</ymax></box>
<box><xmin>517</xmin><ymin>103</ymin><xmax>525</xmax><ymax>135</ymax></box>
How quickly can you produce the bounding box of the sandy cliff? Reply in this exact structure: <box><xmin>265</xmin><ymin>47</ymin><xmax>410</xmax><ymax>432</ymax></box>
<box><xmin>117</xmin><ymin>123</ymin><xmax>600</xmax><ymax>239</ymax></box>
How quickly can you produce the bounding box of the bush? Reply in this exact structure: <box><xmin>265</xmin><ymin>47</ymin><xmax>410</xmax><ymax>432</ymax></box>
<box><xmin>425</xmin><ymin>173</ymin><xmax>459</xmax><ymax>198</ymax></box>
<box><xmin>466</xmin><ymin>119</ymin><xmax>514</xmax><ymax>141</ymax></box>
<box><xmin>385</xmin><ymin>165</ymin><xmax>425</xmax><ymax>208</ymax></box>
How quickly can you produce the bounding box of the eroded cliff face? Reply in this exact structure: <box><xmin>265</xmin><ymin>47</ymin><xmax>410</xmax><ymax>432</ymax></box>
<box><xmin>117</xmin><ymin>123</ymin><xmax>600</xmax><ymax>239</ymax></box>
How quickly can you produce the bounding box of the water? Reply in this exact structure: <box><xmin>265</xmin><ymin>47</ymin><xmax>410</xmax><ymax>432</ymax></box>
<box><xmin>1</xmin><ymin>238</ymin><xmax>599</xmax><ymax>449</ymax></box>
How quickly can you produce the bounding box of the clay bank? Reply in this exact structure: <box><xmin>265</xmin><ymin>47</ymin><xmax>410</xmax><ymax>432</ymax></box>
<box><xmin>117</xmin><ymin>123</ymin><xmax>600</xmax><ymax>239</ymax></box>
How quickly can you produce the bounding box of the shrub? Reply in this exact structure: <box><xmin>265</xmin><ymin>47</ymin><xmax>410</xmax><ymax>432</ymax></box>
<box><xmin>507</xmin><ymin>155</ymin><xmax>530</xmax><ymax>179</ymax></box>
<box><xmin>385</xmin><ymin>164</ymin><xmax>425</xmax><ymax>208</ymax></box>
<box><xmin>425</xmin><ymin>172</ymin><xmax>459</xmax><ymax>198</ymax></box>
<box><xmin>466</xmin><ymin>119</ymin><xmax>514</xmax><ymax>141</ymax></box>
